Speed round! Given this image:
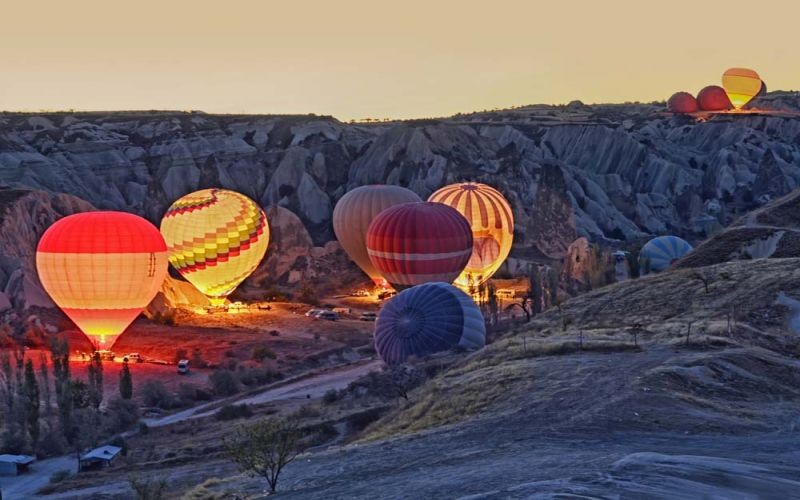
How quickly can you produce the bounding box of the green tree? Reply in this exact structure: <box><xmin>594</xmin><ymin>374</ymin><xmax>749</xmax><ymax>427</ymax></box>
<box><xmin>87</xmin><ymin>352</ymin><xmax>103</xmax><ymax>409</ymax></box>
<box><xmin>23</xmin><ymin>359</ymin><xmax>40</xmax><ymax>448</ymax></box>
<box><xmin>225</xmin><ymin>417</ymin><xmax>301</xmax><ymax>493</ymax></box>
<box><xmin>50</xmin><ymin>336</ymin><xmax>74</xmax><ymax>444</ymax></box>
<box><xmin>119</xmin><ymin>359</ymin><xmax>133</xmax><ymax>400</ymax></box>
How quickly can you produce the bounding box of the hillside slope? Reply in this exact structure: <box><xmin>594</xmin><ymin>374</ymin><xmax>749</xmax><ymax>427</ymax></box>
<box><xmin>253</xmin><ymin>259</ymin><xmax>800</xmax><ymax>498</ymax></box>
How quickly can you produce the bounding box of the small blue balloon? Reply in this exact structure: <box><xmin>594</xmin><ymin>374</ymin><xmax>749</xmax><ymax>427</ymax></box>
<box><xmin>639</xmin><ymin>236</ymin><xmax>693</xmax><ymax>273</ymax></box>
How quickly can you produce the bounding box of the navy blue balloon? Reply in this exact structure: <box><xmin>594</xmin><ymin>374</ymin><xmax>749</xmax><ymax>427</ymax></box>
<box><xmin>374</xmin><ymin>282</ymin><xmax>486</xmax><ymax>365</ymax></box>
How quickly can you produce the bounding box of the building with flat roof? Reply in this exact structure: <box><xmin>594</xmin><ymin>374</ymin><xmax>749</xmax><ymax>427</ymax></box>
<box><xmin>79</xmin><ymin>445</ymin><xmax>122</xmax><ymax>472</ymax></box>
<box><xmin>0</xmin><ymin>454</ymin><xmax>35</xmax><ymax>476</ymax></box>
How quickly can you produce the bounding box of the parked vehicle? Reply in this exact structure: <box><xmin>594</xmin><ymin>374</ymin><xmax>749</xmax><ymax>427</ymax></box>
<box><xmin>124</xmin><ymin>353</ymin><xmax>143</xmax><ymax>363</ymax></box>
<box><xmin>359</xmin><ymin>312</ymin><xmax>378</xmax><ymax>321</ymax></box>
<box><xmin>305</xmin><ymin>308</ymin><xmax>323</xmax><ymax>317</ymax></box>
<box><xmin>377</xmin><ymin>291</ymin><xmax>396</xmax><ymax>300</ymax></box>
<box><xmin>350</xmin><ymin>289</ymin><xmax>370</xmax><ymax>297</ymax></box>
<box><xmin>95</xmin><ymin>350</ymin><xmax>115</xmax><ymax>361</ymax></box>
<box><xmin>177</xmin><ymin>359</ymin><xmax>190</xmax><ymax>374</ymax></box>
<box><xmin>317</xmin><ymin>311</ymin><xmax>339</xmax><ymax>321</ymax></box>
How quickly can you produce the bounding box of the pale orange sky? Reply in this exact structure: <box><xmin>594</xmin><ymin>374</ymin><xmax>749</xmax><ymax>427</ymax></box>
<box><xmin>1</xmin><ymin>0</ymin><xmax>797</xmax><ymax>120</ymax></box>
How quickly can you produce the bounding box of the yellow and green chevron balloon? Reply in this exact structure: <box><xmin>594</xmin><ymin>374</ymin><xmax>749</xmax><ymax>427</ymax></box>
<box><xmin>160</xmin><ymin>189</ymin><xmax>269</xmax><ymax>305</ymax></box>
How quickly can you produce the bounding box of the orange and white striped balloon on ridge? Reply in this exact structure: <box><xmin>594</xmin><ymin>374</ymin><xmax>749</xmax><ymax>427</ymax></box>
<box><xmin>160</xmin><ymin>189</ymin><xmax>269</xmax><ymax>305</ymax></box>
<box><xmin>428</xmin><ymin>182</ymin><xmax>514</xmax><ymax>288</ymax></box>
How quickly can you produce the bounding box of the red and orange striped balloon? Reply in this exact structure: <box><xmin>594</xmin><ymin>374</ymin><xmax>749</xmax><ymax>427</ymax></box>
<box><xmin>428</xmin><ymin>182</ymin><xmax>514</xmax><ymax>288</ymax></box>
<box><xmin>36</xmin><ymin>212</ymin><xmax>169</xmax><ymax>349</ymax></box>
<box><xmin>366</xmin><ymin>202</ymin><xmax>473</xmax><ymax>290</ymax></box>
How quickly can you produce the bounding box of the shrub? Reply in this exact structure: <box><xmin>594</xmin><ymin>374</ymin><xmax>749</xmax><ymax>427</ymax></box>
<box><xmin>129</xmin><ymin>475</ymin><xmax>168</xmax><ymax>500</ymax></box>
<box><xmin>236</xmin><ymin>366</ymin><xmax>283</xmax><ymax>387</ymax></box>
<box><xmin>177</xmin><ymin>383</ymin><xmax>212</xmax><ymax>404</ymax></box>
<box><xmin>105</xmin><ymin>397</ymin><xmax>140</xmax><ymax>433</ymax></box>
<box><xmin>191</xmin><ymin>349</ymin><xmax>208</xmax><ymax>369</ymax></box>
<box><xmin>141</xmin><ymin>380</ymin><xmax>175</xmax><ymax>409</ymax></box>
<box><xmin>216</xmin><ymin>404</ymin><xmax>253</xmax><ymax>421</ymax></box>
<box><xmin>346</xmin><ymin>408</ymin><xmax>384</xmax><ymax>433</ymax></box>
<box><xmin>138</xmin><ymin>422</ymin><xmax>149</xmax><ymax>435</ymax></box>
<box><xmin>209</xmin><ymin>370</ymin><xmax>240</xmax><ymax>396</ymax></box>
<box><xmin>268</xmin><ymin>330</ymin><xmax>280</xmax><ymax>337</ymax></box>
<box><xmin>174</xmin><ymin>349</ymin><xmax>188</xmax><ymax>363</ymax></box>
<box><xmin>322</xmin><ymin>389</ymin><xmax>339</xmax><ymax>405</ymax></box>
<box><xmin>252</xmin><ymin>346</ymin><xmax>277</xmax><ymax>362</ymax></box>
<box><xmin>49</xmin><ymin>469</ymin><xmax>71</xmax><ymax>484</ymax></box>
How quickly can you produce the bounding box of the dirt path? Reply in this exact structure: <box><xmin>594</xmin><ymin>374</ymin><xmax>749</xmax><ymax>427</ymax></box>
<box><xmin>144</xmin><ymin>359</ymin><xmax>382</xmax><ymax>427</ymax></box>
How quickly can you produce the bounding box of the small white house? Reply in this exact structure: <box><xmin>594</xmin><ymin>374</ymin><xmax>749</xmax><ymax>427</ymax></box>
<box><xmin>0</xmin><ymin>454</ymin><xmax>35</xmax><ymax>476</ymax></box>
<box><xmin>79</xmin><ymin>445</ymin><xmax>122</xmax><ymax>472</ymax></box>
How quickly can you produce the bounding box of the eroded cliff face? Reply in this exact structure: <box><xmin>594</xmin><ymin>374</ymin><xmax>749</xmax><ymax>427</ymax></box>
<box><xmin>1</xmin><ymin>93</ymin><xmax>799</xmax><ymax>310</ymax></box>
<box><xmin>0</xmin><ymin>189</ymin><xmax>94</xmax><ymax>314</ymax></box>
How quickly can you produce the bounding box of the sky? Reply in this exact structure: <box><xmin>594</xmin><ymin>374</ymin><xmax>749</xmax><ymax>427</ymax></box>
<box><xmin>1</xmin><ymin>0</ymin><xmax>797</xmax><ymax>121</ymax></box>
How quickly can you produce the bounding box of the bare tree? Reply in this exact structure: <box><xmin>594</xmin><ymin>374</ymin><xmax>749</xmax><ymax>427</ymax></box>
<box><xmin>692</xmin><ymin>266</ymin><xmax>716</xmax><ymax>294</ymax></box>
<box><xmin>362</xmin><ymin>365</ymin><xmax>425</xmax><ymax>401</ymax></box>
<box><xmin>226</xmin><ymin>417</ymin><xmax>301</xmax><ymax>493</ymax></box>
<box><xmin>628</xmin><ymin>323</ymin><xmax>643</xmax><ymax>347</ymax></box>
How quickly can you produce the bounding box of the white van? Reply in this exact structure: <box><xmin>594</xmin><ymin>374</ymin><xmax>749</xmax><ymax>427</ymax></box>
<box><xmin>177</xmin><ymin>359</ymin><xmax>190</xmax><ymax>375</ymax></box>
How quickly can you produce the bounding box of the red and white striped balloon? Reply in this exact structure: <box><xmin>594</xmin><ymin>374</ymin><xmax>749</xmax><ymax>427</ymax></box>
<box><xmin>366</xmin><ymin>202</ymin><xmax>473</xmax><ymax>290</ymax></box>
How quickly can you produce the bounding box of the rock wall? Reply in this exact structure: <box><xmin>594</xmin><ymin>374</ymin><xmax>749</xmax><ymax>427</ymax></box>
<box><xmin>1</xmin><ymin>93</ymin><xmax>800</xmax><ymax>309</ymax></box>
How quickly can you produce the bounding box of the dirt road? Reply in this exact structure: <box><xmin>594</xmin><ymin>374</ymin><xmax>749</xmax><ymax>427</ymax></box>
<box><xmin>144</xmin><ymin>359</ymin><xmax>382</xmax><ymax>427</ymax></box>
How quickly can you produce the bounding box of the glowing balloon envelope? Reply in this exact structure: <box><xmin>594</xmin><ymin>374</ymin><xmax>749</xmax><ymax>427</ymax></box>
<box><xmin>366</xmin><ymin>202</ymin><xmax>473</xmax><ymax>290</ymax></box>
<box><xmin>333</xmin><ymin>185</ymin><xmax>422</xmax><ymax>287</ymax></box>
<box><xmin>36</xmin><ymin>212</ymin><xmax>169</xmax><ymax>349</ymax></box>
<box><xmin>722</xmin><ymin>68</ymin><xmax>762</xmax><ymax>110</ymax></box>
<box><xmin>667</xmin><ymin>92</ymin><xmax>699</xmax><ymax>114</ymax></box>
<box><xmin>697</xmin><ymin>85</ymin><xmax>732</xmax><ymax>111</ymax></box>
<box><xmin>639</xmin><ymin>236</ymin><xmax>693</xmax><ymax>274</ymax></box>
<box><xmin>160</xmin><ymin>189</ymin><xmax>269</xmax><ymax>305</ymax></box>
<box><xmin>428</xmin><ymin>182</ymin><xmax>514</xmax><ymax>288</ymax></box>
<box><xmin>374</xmin><ymin>282</ymin><xmax>486</xmax><ymax>365</ymax></box>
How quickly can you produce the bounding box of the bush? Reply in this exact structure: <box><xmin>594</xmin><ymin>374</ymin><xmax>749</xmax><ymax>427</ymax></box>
<box><xmin>174</xmin><ymin>349</ymin><xmax>188</xmax><ymax>363</ymax></box>
<box><xmin>191</xmin><ymin>349</ymin><xmax>208</xmax><ymax>369</ymax></box>
<box><xmin>216</xmin><ymin>404</ymin><xmax>253</xmax><ymax>421</ymax></box>
<box><xmin>346</xmin><ymin>408</ymin><xmax>384</xmax><ymax>433</ymax></box>
<box><xmin>177</xmin><ymin>383</ymin><xmax>212</xmax><ymax>405</ymax></box>
<box><xmin>141</xmin><ymin>380</ymin><xmax>175</xmax><ymax>409</ymax></box>
<box><xmin>322</xmin><ymin>389</ymin><xmax>339</xmax><ymax>405</ymax></box>
<box><xmin>209</xmin><ymin>370</ymin><xmax>240</xmax><ymax>396</ymax></box>
<box><xmin>138</xmin><ymin>422</ymin><xmax>149</xmax><ymax>435</ymax></box>
<box><xmin>252</xmin><ymin>346</ymin><xmax>277</xmax><ymax>362</ymax></box>
<box><xmin>236</xmin><ymin>367</ymin><xmax>282</xmax><ymax>387</ymax></box>
<box><xmin>268</xmin><ymin>330</ymin><xmax>280</xmax><ymax>337</ymax></box>
<box><xmin>49</xmin><ymin>469</ymin><xmax>71</xmax><ymax>484</ymax></box>
<box><xmin>105</xmin><ymin>397</ymin><xmax>140</xmax><ymax>433</ymax></box>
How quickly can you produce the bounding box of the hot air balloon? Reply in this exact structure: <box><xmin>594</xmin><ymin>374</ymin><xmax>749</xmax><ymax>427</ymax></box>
<box><xmin>374</xmin><ymin>282</ymin><xmax>485</xmax><ymax>365</ymax></box>
<box><xmin>160</xmin><ymin>189</ymin><xmax>269</xmax><ymax>305</ymax></box>
<box><xmin>697</xmin><ymin>86</ymin><xmax>732</xmax><ymax>111</ymax></box>
<box><xmin>639</xmin><ymin>236</ymin><xmax>693</xmax><ymax>274</ymax></box>
<box><xmin>333</xmin><ymin>185</ymin><xmax>422</xmax><ymax>287</ymax></box>
<box><xmin>722</xmin><ymin>68</ymin><xmax>762</xmax><ymax>110</ymax></box>
<box><xmin>36</xmin><ymin>212</ymin><xmax>169</xmax><ymax>350</ymax></box>
<box><xmin>667</xmin><ymin>92</ymin><xmax>699</xmax><ymax>114</ymax></box>
<box><xmin>366</xmin><ymin>202</ymin><xmax>472</xmax><ymax>290</ymax></box>
<box><xmin>428</xmin><ymin>182</ymin><xmax>514</xmax><ymax>289</ymax></box>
